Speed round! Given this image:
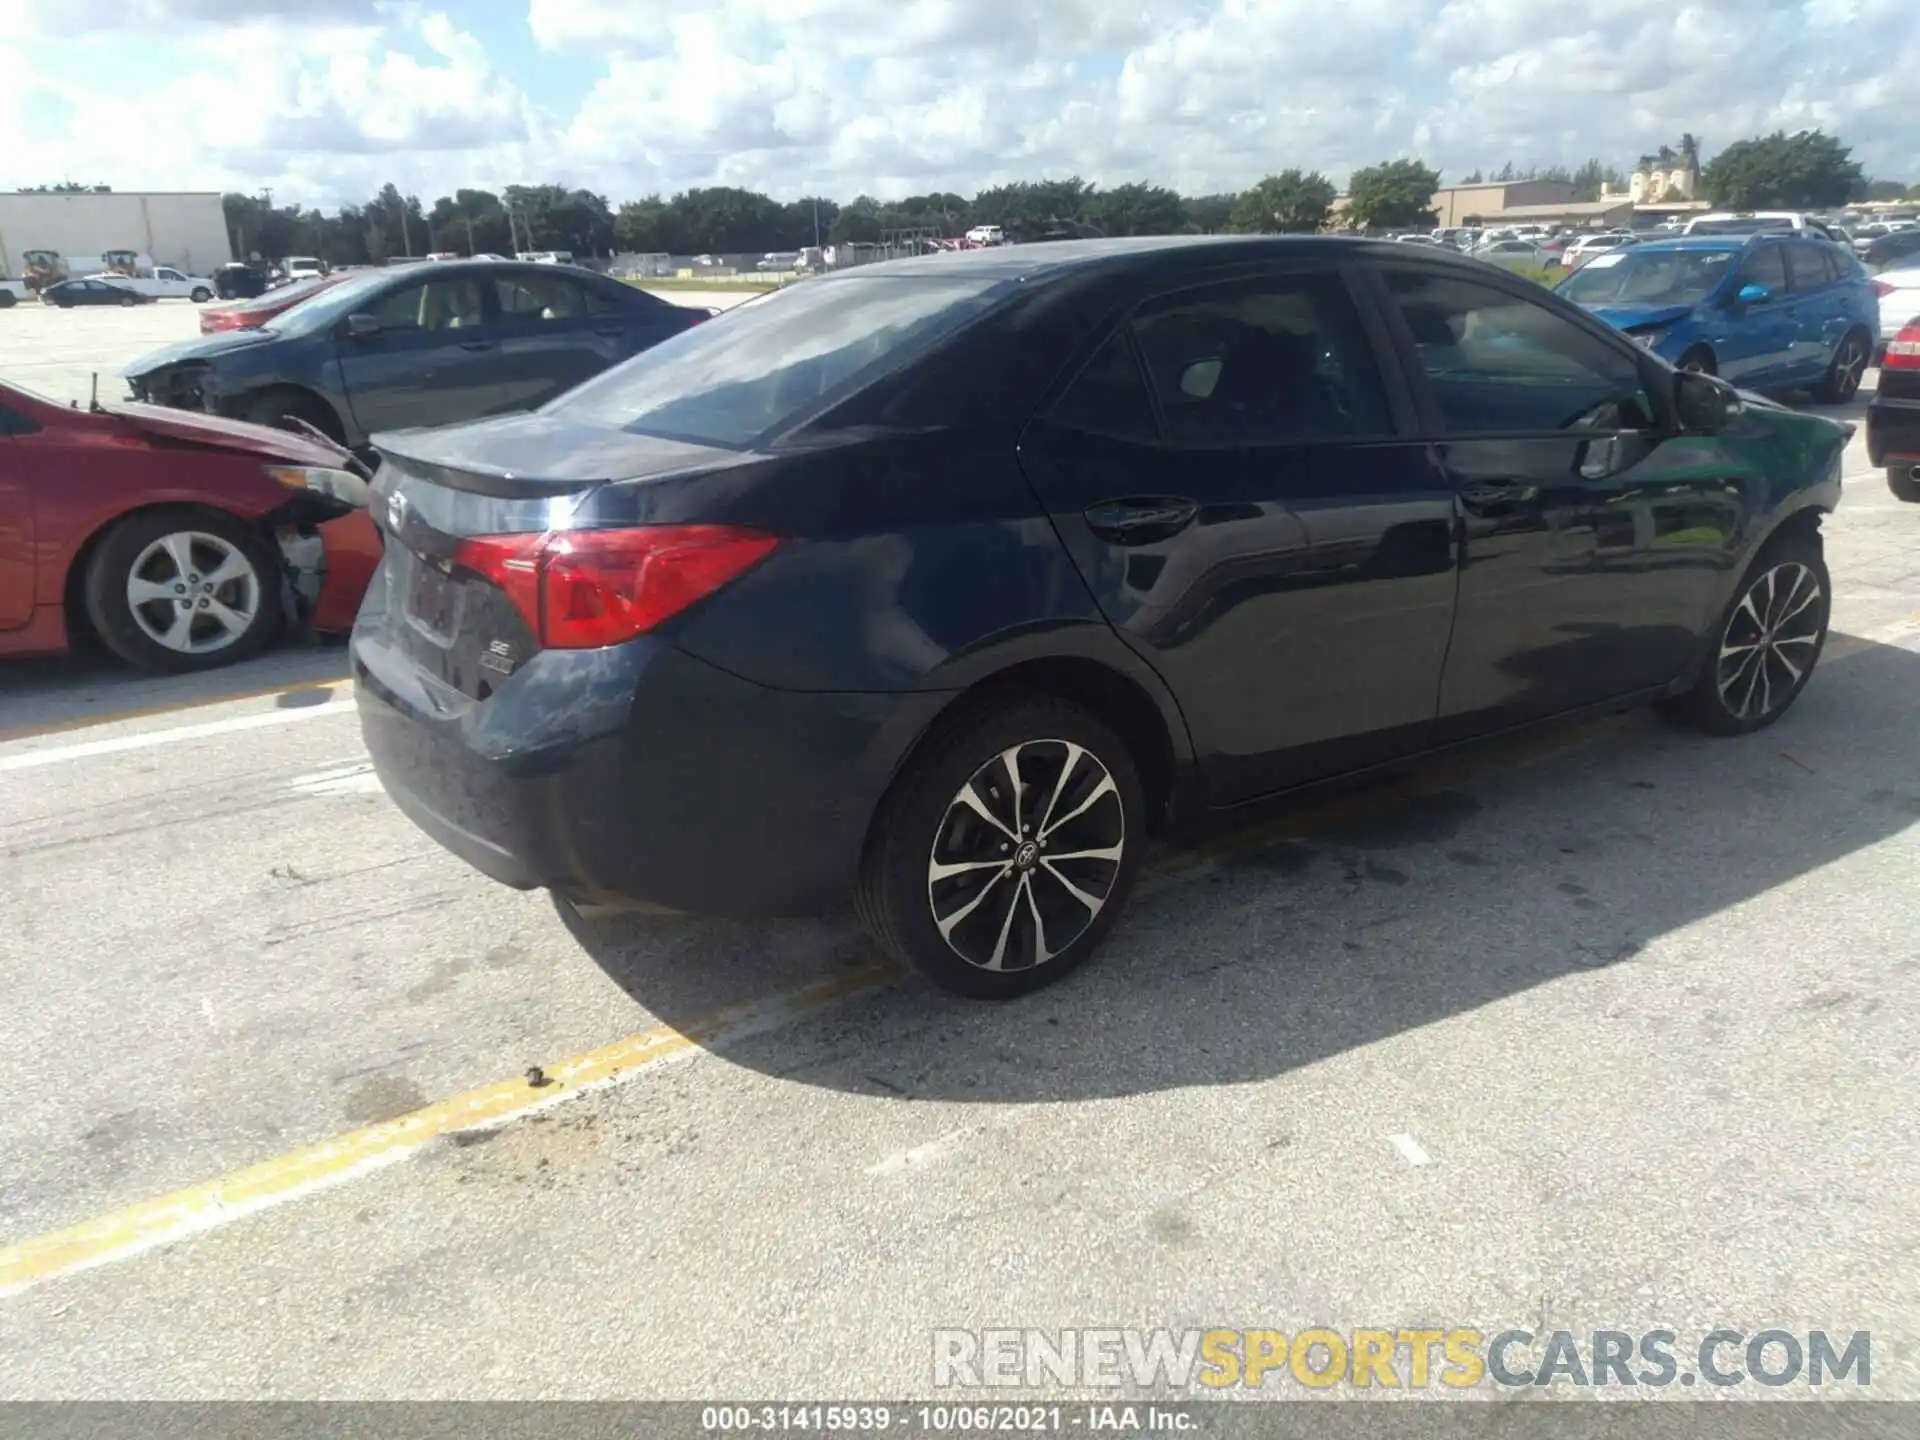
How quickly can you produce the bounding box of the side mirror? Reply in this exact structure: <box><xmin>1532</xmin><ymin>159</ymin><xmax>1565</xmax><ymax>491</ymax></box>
<box><xmin>343</xmin><ymin>312</ymin><xmax>383</xmax><ymax>339</ymax></box>
<box><xmin>1675</xmin><ymin>369</ymin><xmax>1736</xmax><ymax>434</ymax></box>
<box><xmin>1735</xmin><ymin>283</ymin><xmax>1771</xmax><ymax>305</ymax></box>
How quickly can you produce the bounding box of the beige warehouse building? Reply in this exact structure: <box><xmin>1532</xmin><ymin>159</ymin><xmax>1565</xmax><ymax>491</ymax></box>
<box><xmin>0</xmin><ymin>191</ymin><xmax>231</xmax><ymax>277</ymax></box>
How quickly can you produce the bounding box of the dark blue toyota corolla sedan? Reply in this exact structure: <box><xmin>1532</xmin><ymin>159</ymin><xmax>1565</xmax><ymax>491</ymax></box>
<box><xmin>354</xmin><ymin>236</ymin><xmax>1850</xmax><ymax>998</ymax></box>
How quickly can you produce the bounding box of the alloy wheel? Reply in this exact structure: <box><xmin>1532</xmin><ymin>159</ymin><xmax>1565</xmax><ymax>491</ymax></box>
<box><xmin>1831</xmin><ymin>337</ymin><xmax>1866</xmax><ymax>400</ymax></box>
<box><xmin>1716</xmin><ymin>561</ymin><xmax>1824</xmax><ymax>723</ymax></box>
<box><xmin>926</xmin><ymin>739</ymin><xmax>1126</xmax><ymax>973</ymax></box>
<box><xmin>126</xmin><ymin>531</ymin><xmax>262</xmax><ymax>655</ymax></box>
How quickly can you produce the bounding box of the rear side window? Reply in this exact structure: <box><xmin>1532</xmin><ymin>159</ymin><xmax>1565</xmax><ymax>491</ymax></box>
<box><xmin>1786</xmin><ymin>243</ymin><xmax>1838</xmax><ymax>292</ymax></box>
<box><xmin>551</xmin><ymin>276</ymin><xmax>1009</xmax><ymax>447</ymax></box>
<box><xmin>1129</xmin><ymin>274</ymin><xmax>1391</xmax><ymax>446</ymax></box>
<box><xmin>496</xmin><ymin>273</ymin><xmax>597</xmax><ymax>320</ymax></box>
<box><xmin>1384</xmin><ymin>268</ymin><xmax>1656</xmax><ymax>434</ymax></box>
<box><xmin>1046</xmin><ymin>332</ymin><xmax>1158</xmax><ymax>443</ymax></box>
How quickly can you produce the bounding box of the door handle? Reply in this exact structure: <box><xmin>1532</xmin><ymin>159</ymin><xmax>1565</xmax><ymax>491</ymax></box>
<box><xmin>1083</xmin><ymin>497</ymin><xmax>1199</xmax><ymax>544</ymax></box>
<box><xmin>459</xmin><ymin>339</ymin><xmax>496</xmax><ymax>351</ymax></box>
<box><xmin>1458</xmin><ymin>480</ymin><xmax>1539</xmax><ymax>512</ymax></box>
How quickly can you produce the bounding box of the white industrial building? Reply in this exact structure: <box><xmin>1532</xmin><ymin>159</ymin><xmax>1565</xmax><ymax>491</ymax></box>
<box><xmin>0</xmin><ymin>191</ymin><xmax>231</xmax><ymax>278</ymax></box>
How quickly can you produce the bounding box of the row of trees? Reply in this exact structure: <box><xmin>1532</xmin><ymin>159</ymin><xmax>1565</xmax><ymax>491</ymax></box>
<box><xmin>213</xmin><ymin>131</ymin><xmax>1901</xmax><ymax>265</ymax></box>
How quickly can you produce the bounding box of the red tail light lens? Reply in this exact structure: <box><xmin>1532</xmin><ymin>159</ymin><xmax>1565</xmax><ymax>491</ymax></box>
<box><xmin>1886</xmin><ymin>319</ymin><xmax>1920</xmax><ymax>372</ymax></box>
<box><xmin>1875</xmin><ymin>280</ymin><xmax>1897</xmax><ymax>298</ymax></box>
<box><xmin>455</xmin><ymin>525</ymin><xmax>779</xmax><ymax>649</ymax></box>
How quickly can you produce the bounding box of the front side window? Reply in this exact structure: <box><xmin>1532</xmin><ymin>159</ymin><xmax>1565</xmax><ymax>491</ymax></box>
<box><xmin>1735</xmin><ymin>245</ymin><xmax>1788</xmax><ymax>296</ymax></box>
<box><xmin>366</xmin><ymin>278</ymin><xmax>488</xmax><ymax>333</ymax></box>
<box><xmin>1385</xmin><ymin>268</ymin><xmax>1656</xmax><ymax>434</ymax></box>
<box><xmin>1128</xmin><ymin>274</ymin><xmax>1391</xmax><ymax>446</ymax></box>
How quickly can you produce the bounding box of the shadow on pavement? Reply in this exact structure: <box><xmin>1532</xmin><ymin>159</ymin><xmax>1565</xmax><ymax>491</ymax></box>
<box><xmin>0</xmin><ymin>634</ymin><xmax>350</xmax><ymax>737</ymax></box>
<box><xmin>559</xmin><ymin>631</ymin><xmax>1920</xmax><ymax>1106</ymax></box>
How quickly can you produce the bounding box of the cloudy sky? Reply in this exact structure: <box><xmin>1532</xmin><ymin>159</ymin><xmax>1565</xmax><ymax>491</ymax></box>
<box><xmin>1</xmin><ymin>0</ymin><xmax>1914</xmax><ymax>209</ymax></box>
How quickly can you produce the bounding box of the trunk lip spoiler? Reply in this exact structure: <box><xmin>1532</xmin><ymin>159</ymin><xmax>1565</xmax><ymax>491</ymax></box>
<box><xmin>372</xmin><ymin>436</ymin><xmax>616</xmax><ymax>499</ymax></box>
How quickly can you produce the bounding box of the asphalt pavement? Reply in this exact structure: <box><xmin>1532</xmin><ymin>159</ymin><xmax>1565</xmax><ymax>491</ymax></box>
<box><xmin>1</xmin><ymin>310</ymin><xmax>1916</xmax><ymax>1402</ymax></box>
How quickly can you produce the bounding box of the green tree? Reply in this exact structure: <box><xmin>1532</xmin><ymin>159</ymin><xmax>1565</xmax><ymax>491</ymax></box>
<box><xmin>1083</xmin><ymin>181</ymin><xmax>1185</xmax><ymax>236</ymax></box>
<box><xmin>1346</xmin><ymin>158</ymin><xmax>1442</xmax><ymax>231</ymax></box>
<box><xmin>830</xmin><ymin>195</ymin><xmax>883</xmax><ymax>245</ymax></box>
<box><xmin>1181</xmin><ymin>193</ymin><xmax>1237</xmax><ymax>233</ymax></box>
<box><xmin>1461</xmin><ymin>169</ymin><xmax>1485</xmax><ymax>184</ymax></box>
<box><xmin>1227</xmin><ymin>170</ymin><xmax>1336</xmax><ymax>233</ymax></box>
<box><xmin>1701</xmin><ymin>130</ymin><xmax>1863</xmax><ymax>210</ymax></box>
<box><xmin>1860</xmin><ymin>179</ymin><xmax>1911</xmax><ymax>202</ymax></box>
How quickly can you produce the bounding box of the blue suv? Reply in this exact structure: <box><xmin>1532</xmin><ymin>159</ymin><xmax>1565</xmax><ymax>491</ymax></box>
<box><xmin>1556</xmin><ymin>233</ymin><xmax>1877</xmax><ymax>402</ymax></box>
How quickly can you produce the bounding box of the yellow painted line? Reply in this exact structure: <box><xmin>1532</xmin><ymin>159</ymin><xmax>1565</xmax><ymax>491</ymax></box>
<box><xmin>0</xmin><ymin>963</ymin><xmax>895</xmax><ymax>1299</ymax></box>
<box><xmin>0</xmin><ymin>673</ymin><xmax>351</xmax><ymax>745</ymax></box>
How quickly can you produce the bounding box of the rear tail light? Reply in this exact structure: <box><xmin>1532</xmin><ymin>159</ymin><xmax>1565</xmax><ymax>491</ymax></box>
<box><xmin>454</xmin><ymin>525</ymin><xmax>779</xmax><ymax>649</ymax></box>
<box><xmin>1875</xmin><ymin>280</ymin><xmax>1898</xmax><ymax>298</ymax></box>
<box><xmin>1885</xmin><ymin>319</ymin><xmax>1920</xmax><ymax>371</ymax></box>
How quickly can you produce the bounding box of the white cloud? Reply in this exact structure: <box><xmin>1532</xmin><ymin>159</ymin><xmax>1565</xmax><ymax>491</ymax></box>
<box><xmin>5</xmin><ymin>0</ymin><xmax>1920</xmax><ymax>208</ymax></box>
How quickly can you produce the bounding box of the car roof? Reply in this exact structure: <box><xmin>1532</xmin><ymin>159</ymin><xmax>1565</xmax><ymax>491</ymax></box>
<box><xmin>811</xmin><ymin>233</ymin><xmax>1446</xmax><ymax>283</ymax></box>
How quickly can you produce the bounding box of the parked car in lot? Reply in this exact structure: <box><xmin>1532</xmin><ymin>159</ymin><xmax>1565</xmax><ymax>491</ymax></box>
<box><xmin>86</xmin><ymin>266</ymin><xmax>215</xmax><ymax>302</ymax></box>
<box><xmin>41</xmin><ymin>278</ymin><xmax>156</xmax><ymax>308</ymax></box>
<box><xmin>1473</xmin><ymin>238</ymin><xmax>1561</xmax><ymax>271</ymax></box>
<box><xmin>353</xmin><ymin>235</ymin><xmax>1849</xmax><ymax>998</ymax></box>
<box><xmin>198</xmin><ymin>273</ymin><xmax>349</xmax><ymax>334</ymax></box>
<box><xmin>1872</xmin><ymin>266</ymin><xmax>1920</xmax><ymax>355</ymax></box>
<box><xmin>1862</xmin><ymin>229</ymin><xmax>1920</xmax><ymax>273</ymax></box>
<box><xmin>1563</xmin><ymin>232</ymin><xmax>1640</xmax><ymax>268</ymax></box>
<box><xmin>1556</xmin><ymin>234</ymin><xmax>1877</xmax><ymax>401</ymax></box>
<box><xmin>1867</xmin><ymin>301</ymin><xmax>1920</xmax><ymax>500</ymax></box>
<box><xmin>0</xmin><ymin>276</ymin><xmax>31</xmax><ymax>308</ymax></box>
<box><xmin>123</xmin><ymin>260</ymin><xmax>710</xmax><ymax>449</ymax></box>
<box><xmin>0</xmin><ymin>378</ymin><xmax>379</xmax><ymax>673</ymax></box>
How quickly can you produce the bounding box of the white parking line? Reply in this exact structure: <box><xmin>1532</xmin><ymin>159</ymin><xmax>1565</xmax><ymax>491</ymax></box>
<box><xmin>0</xmin><ymin>694</ymin><xmax>355</xmax><ymax>774</ymax></box>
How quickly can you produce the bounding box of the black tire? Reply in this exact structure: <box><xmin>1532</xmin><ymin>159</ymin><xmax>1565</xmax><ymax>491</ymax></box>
<box><xmin>82</xmin><ymin>509</ymin><xmax>282</xmax><ymax>674</ymax></box>
<box><xmin>1677</xmin><ymin>346</ymin><xmax>1716</xmax><ymax>376</ymax></box>
<box><xmin>118</xmin><ymin>293</ymin><xmax>136</xmax><ymax>307</ymax></box>
<box><xmin>190</xmin><ymin>287</ymin><xmax>211</xmax><ymax>303</ymax></box>
<box><xmin>855</xmin><ymin>694</ymin><xmax>1146</xmax><ymax>999</ymax></box>
<box><xmin>1814</xmin><ymin>327</ymin><xmax>1872</xmax><ymax>404</ymax></box>
<box><xmin>240</xmin><ymin>388</ymin><xmax>346</xmax><ymax>444</ymax></box>
<box><xmin>1889</xmin><ymin>465</ymin><xmax>1920</xmax><ymax>503</ymax></box>
<box><xmin>0</xmin><ymin>291</ymin><xmax>14</xmax><ymax>309</ymax></box>
<box><xmin>1664</xmin><ymin>527</ymin><xmax>1829</xmax><ymax>736</ymax></box>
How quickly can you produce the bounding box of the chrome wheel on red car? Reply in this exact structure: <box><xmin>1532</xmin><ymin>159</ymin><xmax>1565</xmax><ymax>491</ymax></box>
<box><xmin>84</xmin><ymin>511</ymin><xmax>282</xmax><ymax>674</ymax></box>
<box><xmin>125</xmin><ymin>531</ymin><xmax>264</xmax><ymax>657</ymax></box>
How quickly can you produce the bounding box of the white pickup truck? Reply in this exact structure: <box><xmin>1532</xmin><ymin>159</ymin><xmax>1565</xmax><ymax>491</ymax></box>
<box><xmin>0</xmin><ymin>277</ymin><xmax>31</xmax><ymax>308</ymax></box>
<box><xmin>83</xmin><ymin>266</ymin><xmax>215</xmax><ymax>302</ymax></box>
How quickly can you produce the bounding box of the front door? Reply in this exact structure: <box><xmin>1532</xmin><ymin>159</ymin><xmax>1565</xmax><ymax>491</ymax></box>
<box><xmin>1017</xmin><ymin>266</ymin><xmax>1457</xmax><ymax>803</ymax></box>
<box><xmin>0</xmin><ymin>409</ymin><xmax>32</xmax><ymax>629</ymax></box>
<box><xmin>1715</xmin><ymin>243</ymin><xmax>1797</xmax><ymax>389</ymax></box>
<box><xmin>1373</xmin><ymin>262</ymin><xmax>1742</xmax><ymax>740</ymax></box>
<box><xmin>335</xmin><ymin>273</ymin><xmax>512</xmax><ymax>435</ymax></box>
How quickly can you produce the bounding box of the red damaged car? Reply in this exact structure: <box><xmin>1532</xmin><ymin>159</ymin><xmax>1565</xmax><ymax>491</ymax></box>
<box><xmin>0</xmin><ymin>378</ymin><xmax>380</xmax><ymax>673</ymax></box>
<box><xmin>199</xmin><ymin>273</ymin><xmax>349</xmax><ymax>335</ymax></box>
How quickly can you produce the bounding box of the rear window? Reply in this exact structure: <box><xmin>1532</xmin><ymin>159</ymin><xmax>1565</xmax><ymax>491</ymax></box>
<box><xmin>549</xmin><ymin>276</ymin><xmax>1010</xmax><ymax>446</ymax></box>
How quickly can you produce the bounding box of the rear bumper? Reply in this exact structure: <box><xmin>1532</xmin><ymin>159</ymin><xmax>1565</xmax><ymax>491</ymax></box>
<box><xmin>354</xmin><ymin>631</ymin><xmax>943</xmax><ymax>917</ymax></box>
<box><xmin>1866</xmin><ymin>394</ymin><xmax>1920</xmax><ymax>467</ymax></box>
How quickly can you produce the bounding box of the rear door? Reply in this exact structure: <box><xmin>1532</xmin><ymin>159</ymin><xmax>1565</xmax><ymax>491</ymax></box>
<box><xmin>489</xmin><ymin>271</ymin><xmax>656</xmax><ymax>411</ymax></box>
<box><xmin>1017</xmin><ymin>263</ymin><xmax>1457</xmax><ymax>802</ymax></box>
<box><xmin>335</xmin><ymin>273</ymin><xmax>515</xmax><ymax>435</ymax></box>
<box><xmin>0</xmin><ymin>403</ymin><xmax>34</xmax><ymax>629</ymax></box>
<box><xmin>1783</xmin><ymin>241</ymin><xmax>1846</xmax><ymax>380</ymax></box>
